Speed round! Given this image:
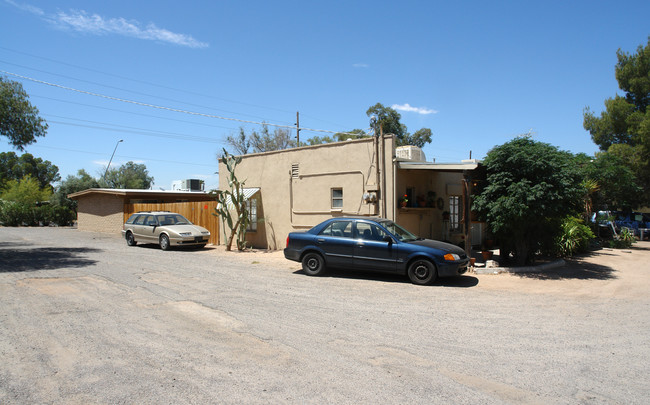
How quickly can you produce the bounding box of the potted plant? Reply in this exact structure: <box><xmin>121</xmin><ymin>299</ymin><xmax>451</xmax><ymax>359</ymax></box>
<box><xmin>399</xmin><ymin>195</ymin><xmax>408</xmax><ymax>208</ymax></box>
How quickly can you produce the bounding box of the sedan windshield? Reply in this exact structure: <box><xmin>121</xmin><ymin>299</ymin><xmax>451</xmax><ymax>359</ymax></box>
<box><xmin>157</xmin><ymin>214</ymin><xmax>191</xmax><ymax>226</ymax></box>
<box><xmin>379</xmin><ymin>220</ymin><xmax>419</xmax><ymax>242</ymax></box>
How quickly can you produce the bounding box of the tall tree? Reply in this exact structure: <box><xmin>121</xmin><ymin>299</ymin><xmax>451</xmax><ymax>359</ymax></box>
<box><xmin>473</xmin><ymin>137</ymin><xmax>583</xmax><ymax>265</ymax></box>
<box><xmin>583</xmin><ymin>38</ymin><xmax>650</xmax><ymax>204</ymax></box>
<box><xmin>366</xmin><ymin>103</ymin><xmax>407</xmax><ymax>140</ymax></box>
<box><xmin>51</xmin><ymin>169</ymin><xmax>100</xmax><ymax>211</ymax></box>
<box><xmin>0</xmin><ymin>77</ymin><xmax>48</xmax><ymax>150</ymax></box>
<box><xmin>366</xmin><ymin>103</ymin><xmax>433</xmax><ymax>147</ymax></box>
<box><xmin>101</xmin><ymin>161</ymin><xmax>153</xmax><ymax>189</ymax></box>
<box><xmin>0</xmin><ymin>151</ymin><xmax>60</xmax><ymax>190</ymax></box>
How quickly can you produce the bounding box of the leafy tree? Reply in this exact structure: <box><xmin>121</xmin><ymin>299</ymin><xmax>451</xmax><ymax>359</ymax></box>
<box><xmin>1</xmin><ymin>175</ymin><xmax>52</xmax><ymax>204</ymax></box>
<box><xmin>226</xmin><ymin>124</ymin><xmax>295</xmax><ymax>155</ymax></box>
<box><xmin>473</xmin><ymin>137</ymin><xmax>583</xmax><ymax>265</ymax></box>
<box><xmin>101</xmin><ymin>161</ymin><xmax>153</xmax><ymax>189</ymax></box>
<box><xmin>584</xmin><ymin>38</ymin><xmax>650</xmax><ymax>204</ymax></box>
<box><xmin>212</xmin><ymin>149</ymin><xmax>249</xmax><ymax>251</ymax></box>
<box><xmin>0</xmin><ymin>77</ymin><xmax>48</xmax><ymax>150</ymax></box>
<box><xmin>401</xmin><ymin>128</ymin><xmax>432</xmax><ymax>148</ymax></box>
<box><xmin>581</xmin><ymin>152</ymin><xmax>642</xmax><ymax>211</ymax></box>
<box><xmin>0</xmin><ymin>151</ymin><xmax>60</xmax><ymax>190</ymax></box>
<box><xmin>51</xmin><ymin>169</ymin><xmax>100</xmax><ymax>211</ymax></box>
<box><xmin>366</xmin><ymin>103</ymin><xmax>433</xmax><ymax>147</ymax></box>
<box><xmin>307</xmin><ymin>129</ymin><xmax>369</xmax><ymax>145</ymax></box>
<box><xmin>367</xmin><ymin>103</ymin><xmax>407</xmax><ymax>140</ymax></box>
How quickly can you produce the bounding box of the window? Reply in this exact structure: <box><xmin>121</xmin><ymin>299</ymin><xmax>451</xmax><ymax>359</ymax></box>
<box><xmin>319</xmin><ymin>221</ymin><xmax>353</xmax><ymax>238</ymax></box>
<box><xmin>331</xmin><ymin>188</ymin><xmax>343</xmax><ymax>209</ymax></box>
<box><xmin>355</xmin><ymin>222</ymin><xmax>389</xmax><ymax>241</ymax></box>
<box><xmin>449</xmin><ymin>195</ymin><xmax>461</xmax><ymax>231</ymax></box>
<box><xmin>247</xmin><ymin>198</ymin><xmax>257</xmax><ymax>232</ymax></box>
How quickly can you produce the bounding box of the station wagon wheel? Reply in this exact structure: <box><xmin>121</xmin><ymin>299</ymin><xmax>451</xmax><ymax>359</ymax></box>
<box><xmin>407</xmin><ymin>259</ymin><xmax>437</xmax><ymax>285</ymax></box>
<box><xmin>302</xmin><ymin>252</ymin><xmax>325</xmax><ymax>276</ymax></box>
<box><xmin>125</xmin><ymin>231</ymin><xmax>137</xmax><ymax>246</ymax></box>
<box><xmin>159</xmin><ymin>234</ymin><xmax>170</xmax><ymax>251</ymax></box>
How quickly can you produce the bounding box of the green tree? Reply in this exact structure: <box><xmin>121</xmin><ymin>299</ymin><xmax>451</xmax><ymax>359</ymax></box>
<box><xmin>101</xmin><ymin>161</ymin><xmax>153</xmax><ymax>189</ymax></box>
<box><xmin>0</xmin><ymin>77</ymin><xmax>48</xmax><ymax>150</ymax></box>
<box><xmin>366</xmin><ymin>103</ymin><xmax>433</xmax><ymax>147</ymax></box>
<box><xmin>583</xmin><ymin>38</ymin><xmax>650</xmax><ymax>204</ymax></box>
<box><xmin>307</xmin><ymin>129</ymin><xmax>369</xmax><ymax>145</ymax></box>
<box><xmin>473</xmin><ymin>137</ymin><xmax>583</xmax><ymax>265</ymax></box>
<box><xmin>582</xmin><ymin>152</ymin><xmax>642</xmax><ymax>211</ymax></box>
<box><xmin>51</xmin><ymin>169</ymin><xmax>99</xmax><ymax>211</ymax></box>
<box><xmin>0</xmin><ymin>151</ymin><xmax>60</xmax><ymax>190</ymax></box>
<box><xmin>1</xmin><ymin>175</ymin><xmax>52</xmax><ymax>204</ymax></box>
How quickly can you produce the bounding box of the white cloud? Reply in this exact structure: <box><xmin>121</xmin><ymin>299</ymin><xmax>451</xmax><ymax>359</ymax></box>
<box><xmin>391</xmin><ymin>103</ymin><xmax>438</xmax><ymax>115</ymax></box>
<box><xmin>4</xmin><ymin>0</ymin><xmax>44</xmax><ymax>16</ymax></box>
<box><xmin>353</xmin><ymin>63</ymin><xmax>369</xmax><ymax>68</ymax></box>
<box><xmin>6</xmin><ymin>1</ymin><xmax>208</xmax><ymax>48</ymax></box>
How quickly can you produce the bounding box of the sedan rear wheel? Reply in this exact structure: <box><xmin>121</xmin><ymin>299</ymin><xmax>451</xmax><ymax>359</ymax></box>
<box><xmin>159</xmin><ymin>234</ymin><xmax>171</xmax><ymax>251</ymax></box>
<box><xmin>407</xmin><ymin>259</ymin><xmax>437</xmax><ymax>285</ymax></box>
<box><xmin>125</xmin><ymin>231</ymin><xmax>137</xmax><ymax>246</ymax></box>
<box><xmin>302</xmin><ymin>252</ymin><xmax>325</xmax><ymax>276</ymax></box>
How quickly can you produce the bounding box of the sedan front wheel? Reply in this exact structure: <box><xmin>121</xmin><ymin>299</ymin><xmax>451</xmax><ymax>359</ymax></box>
<box><xmin>159</xmin><ymin>234</ymin><xmax>171</xmax><ymax>251</ymax></box>
<box><xmin>407</xmin><ymin>259</ymin><xmax>437</xmax><ymax>285</ymax></box>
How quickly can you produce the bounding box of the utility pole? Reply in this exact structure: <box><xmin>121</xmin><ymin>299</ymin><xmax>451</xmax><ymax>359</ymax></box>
<box><xmin>295</xmin><ymin>112</ymin><xmax>300</xmax><ymax>146</ymax></box>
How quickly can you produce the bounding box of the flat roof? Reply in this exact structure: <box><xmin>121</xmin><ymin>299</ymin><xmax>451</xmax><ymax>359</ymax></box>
<box><xmin>397</xmin><ymin>160</ymin><xmax>480</xmax><ymax>171</ymax></box>
<box><xmin>67</xmin><ymin>188</ymin><xmax>215</xmax><ymax>200</ymax></box>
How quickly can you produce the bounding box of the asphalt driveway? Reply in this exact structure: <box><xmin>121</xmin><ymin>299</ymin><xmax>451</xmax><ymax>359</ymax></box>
<box><xmin>1</xmin><ymin>227</ymin><xmax>649</xmax><ymax>404</ymax></box>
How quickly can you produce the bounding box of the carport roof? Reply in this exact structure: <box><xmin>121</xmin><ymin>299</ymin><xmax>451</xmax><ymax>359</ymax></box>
<box><xmin>397</xmin><ymin>159</ymin><xmax>480</xmax><ymax>172</ymax></box>
<box><xmin>67</xmin><ymin>188</ymin><xmax>215</xmax><ymax>201</ymax></box>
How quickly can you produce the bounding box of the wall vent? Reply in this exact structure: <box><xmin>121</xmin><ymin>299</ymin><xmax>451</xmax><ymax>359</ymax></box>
<box><xmin>291</xmin><ymin>163</ymin><xmax>300</xmax><ymax>178</ymax></box>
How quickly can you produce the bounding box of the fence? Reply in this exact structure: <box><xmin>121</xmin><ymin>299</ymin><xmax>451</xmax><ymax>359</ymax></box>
<box><xmin>124</xmin><ymin>201</ymin><xmax>220</xmax><ymax>245</ymax></box>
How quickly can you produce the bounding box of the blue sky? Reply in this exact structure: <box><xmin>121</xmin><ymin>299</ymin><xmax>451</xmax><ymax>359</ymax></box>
<box><xmin>1</xmin><ymin>0</ymin><xmax>649</xmax><ymax>191</ymax></box>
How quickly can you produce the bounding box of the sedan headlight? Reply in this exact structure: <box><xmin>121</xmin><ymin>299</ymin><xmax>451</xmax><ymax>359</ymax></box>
<box><xmin>179</xmin><ymin>232</ymin><xmax>192</xmax><ymax>236</ymax></box>
<box><xmin>201</xmin><ymin>231</ymin><xmax>210</xmax><ymax>235</ymax></box>
<box><xmin>443</xmin><ymin>253</ymin><xmax>461</xmax><ymax>261</ymax></box>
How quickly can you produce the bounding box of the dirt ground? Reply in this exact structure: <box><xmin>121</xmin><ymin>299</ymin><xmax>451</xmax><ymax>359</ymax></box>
<box><xmin>211</xmin><ymin>240</ymin><xmax>650</xmax><ymax>300</ymax></box>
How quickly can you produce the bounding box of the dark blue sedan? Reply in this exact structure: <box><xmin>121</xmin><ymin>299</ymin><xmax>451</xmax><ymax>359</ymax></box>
<box><xmin>284</xmin><ymin>217</ymin><xmax>469</xmax><ymax>285</ymax></box>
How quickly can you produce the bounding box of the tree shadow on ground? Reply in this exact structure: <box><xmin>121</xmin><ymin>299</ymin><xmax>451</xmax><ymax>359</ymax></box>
<box><xmin>0</xmin><ymin>244</ymin><xmax>100</xmax><ymax>273</ymax></box>
<box><xmin>514</xmin><ymin>251</ymin><xmax>617</xmax><ymax>280</ymax></box>
<box><xmin>293</xmin><ymin>268</ymin><xmax>479</xmax><ymax>287</ymax></box>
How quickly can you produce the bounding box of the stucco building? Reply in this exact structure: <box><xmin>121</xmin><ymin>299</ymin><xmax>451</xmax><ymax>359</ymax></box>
<box><xmin>218</xmin><ymin>135</ymin><xmax>484</xmax><ymax>251</ymax></box>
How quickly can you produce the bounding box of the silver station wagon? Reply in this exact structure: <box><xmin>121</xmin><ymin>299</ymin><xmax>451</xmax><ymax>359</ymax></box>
<box><xmin>122</xmin><ymin>211</ymin><xmax>210</xmax><ymax>250</ymax></box>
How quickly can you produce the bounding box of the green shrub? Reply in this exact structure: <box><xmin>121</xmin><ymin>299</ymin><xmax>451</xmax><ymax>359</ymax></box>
<box><xmin>0</xmin><ymin>201</ymin><xmax>75</xmax><ymax>227</ymax></box>
<box><xmin>608</xmin><ymin>227</ymin><xmax>635</xmax><ymax>249</ymax></box>
<box><xmin>554</xmin><ymin>216</ymin><xmax>595</xmax><ymax>257</ymax></box>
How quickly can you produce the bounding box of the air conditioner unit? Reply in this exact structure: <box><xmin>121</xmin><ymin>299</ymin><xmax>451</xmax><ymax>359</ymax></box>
<box><xmin>396</xmin><ymin>146</ymin><xmax>426</xmax><ymax>162</ymax></box>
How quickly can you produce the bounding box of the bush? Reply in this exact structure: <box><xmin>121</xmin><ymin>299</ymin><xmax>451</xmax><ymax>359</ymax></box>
<box><xmin>0</xmin><ymin>201</ymin><xmax>75</xmax><ymax>227</ymax></box>
<box><xmin>608</xmin><ymin>227</ymin><xmax>635</xmax><ymax>249</ymax></box>
<box><xmin>554</xmin><ymin>216</ymin><xmax>595</xmax><ymax>257</ymax></box>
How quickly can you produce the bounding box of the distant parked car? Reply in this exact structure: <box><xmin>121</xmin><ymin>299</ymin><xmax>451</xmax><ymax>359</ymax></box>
<box><xmin>122</xmin><ymin>211</ymin><xmax>210</xmax><ymax>250</ymax></box>
<box><xmin>284</xmin><ymin>217</ymin><xmax>469</xmax><ymax>285</ymax></box>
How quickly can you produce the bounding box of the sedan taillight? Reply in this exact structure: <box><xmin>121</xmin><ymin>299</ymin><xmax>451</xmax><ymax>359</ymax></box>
<box><xmin>286</xmin><ymin>236</ymin><xmax>290</xmax><ymax>248</ymax></box>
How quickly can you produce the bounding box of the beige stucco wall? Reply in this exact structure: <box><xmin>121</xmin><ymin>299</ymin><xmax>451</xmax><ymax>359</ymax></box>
<box><xmin>76</xmin><ymin>194</ymin><xmax>125</xmax><ymax>234</ymax></box>
<box><xmin>219</xmin><ymin>136</ymin><xmax>395</xmax><ymax>249</ymax></box>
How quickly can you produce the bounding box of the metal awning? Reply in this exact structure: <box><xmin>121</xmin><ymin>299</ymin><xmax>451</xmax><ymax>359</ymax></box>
<box><xmin>223</xmin><ymin>187</ymin><xmax>260</xmax><ymax>209</ymax></box>
<box><xmin>396</xmin><ymin>160</ymin><xmax>480</xmax><ymax>172</ymax></box>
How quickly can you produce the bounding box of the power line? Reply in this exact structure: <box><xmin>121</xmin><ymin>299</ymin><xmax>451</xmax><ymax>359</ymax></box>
<box><xmin>1</xmin><ymin>70</ymin><xmax>365</xmax><ymax>136</ymax></box>
<box><xmin>0</xmin><ymin>59</ymin><xmax>292</xmax><ymax>125</ymax></box>
<box><xmin>26</xmin><ymin>144</ymin><xmax>217</xmax><ymax>168</ymax></box>
<box><xmin>34</xmin><ymin>94</ymin><xmax>239</xmax><ymax>131</ymax></box>
<box><xmin>0</xmin><ymin>46</ymin><xmax>297</xmax><ymax>116</ymax></box>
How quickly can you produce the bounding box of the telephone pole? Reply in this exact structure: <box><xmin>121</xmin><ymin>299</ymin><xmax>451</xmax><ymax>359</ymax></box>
<box><xmin>295</xmin><ymin>111</ymin><xmax>300</xmax><ymax>146</ymax></box>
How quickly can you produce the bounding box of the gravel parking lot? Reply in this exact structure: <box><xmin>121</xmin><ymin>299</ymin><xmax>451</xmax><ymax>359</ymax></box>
<box><xmin>1</xmin><ymin>227</ymin><xmax>649</xmax><ymax>404</ymax></box>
